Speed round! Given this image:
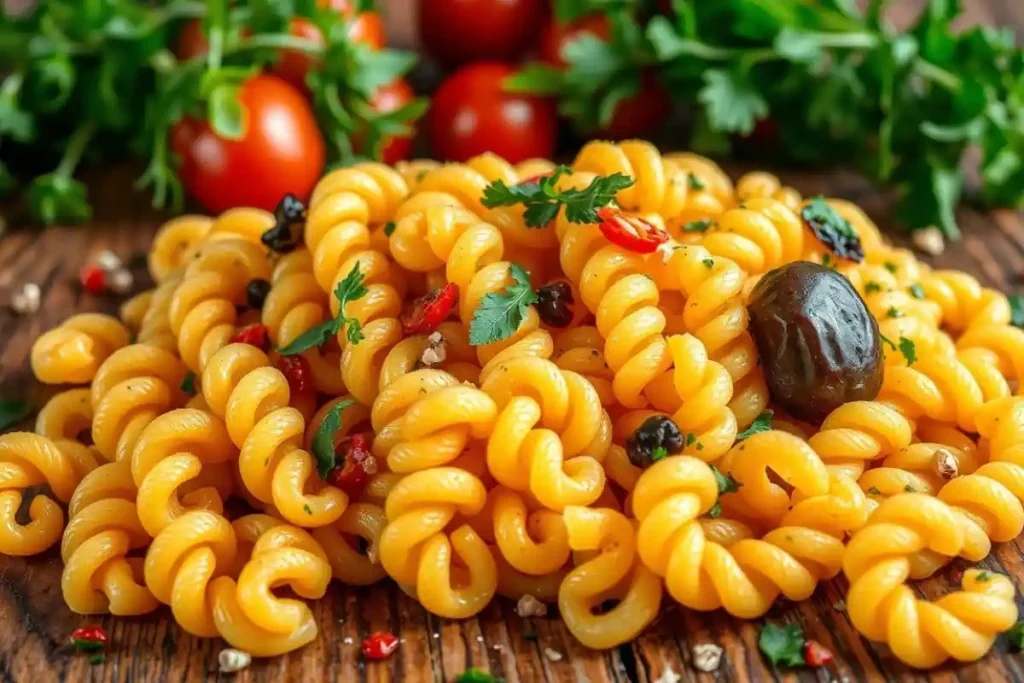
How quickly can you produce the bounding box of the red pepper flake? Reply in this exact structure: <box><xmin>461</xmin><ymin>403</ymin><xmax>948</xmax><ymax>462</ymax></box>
<box><xmin>401</xmin><ymin>283</ymin><xmax>458</xmax><ymax>335</ymax></box>
<box><xmin>79</xmin><ymin>265</ymin><xmax>107</xmax><ymax>294</ymax></box>
<box><xmin>230</xmin><ymin>323</ymin><xmax>270</xmax><ymax>351</ymax></box>
<box><xmin>70</xmin><ymin>625</ymin><xmax>108</xmax><ymax>653</ymax></box>
<box><xmin>596</xmin><ymin>207</ymin><xmax>670</xmax><ymax>254</ymax></box>
<box><xmin>521</xmin><ymin>171</ymin><xmax>555</xmax><ymax>185</ymax></box>
<box><xmin>275</xmin><ymin>354</ymin><xmax>313</xmax><ymax>396</ymax></box>
<box><xmin>327</xmin><ymin>433</ymin><xmax>378</xmax><ymax>496</ymax></box>
<box><xmin>804</xmin><ymin>640</ymin><xmax>833</xmax><ymax>667</ymax></box>
<box><xmin>361</xmin><ymin>630</ymin><xmax>399</xmax><ymax>660</ymax></box>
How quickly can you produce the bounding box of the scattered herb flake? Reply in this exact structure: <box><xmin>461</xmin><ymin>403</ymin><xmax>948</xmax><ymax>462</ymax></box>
<box><xmin>909</xmin><ymin>284</ymin><xmax>925</xmax><ymax>299</ymax></box>
<box><xmin>759</xmin><ymin>623</ymin><xmax>805</xmax><ymax>668</ymax></box>
<box><xmin>976</xmin><ymin>571</ymin><xmax>992</xmax><ymax>582</ymax></box>
<box><xmin>278</xmin><ymin>264</ymin><xmax>368</xmax><ymax>354</ymax></box>
<box><xmin>383</xmin><ymin>221</ymin><xmax>396</xmax><ymax>237</ymax></box>
<box><xmin>468</xmin><ymin>264</ymin><xmax>538</xmax><ymax>346</ymax></box>
<box><xmin>455</xmin><ymin>670</ymin><xmax>501</xmax><ymax>683</ymax></box>
<box><xmin>898</xmin><ymin>336</ymin><xmax>917</xmax><ymax>366</ymax></box>
<box><xmin>737</xmin><ymin>410</ymin><xmax>773</xmax><ymax>440</ymax></box>
<box><xmin>801</xmin><ymin>197</ymin><xmax>863</xmax><ymax>262</ymax></box>
<box><xmin>303</xmin><ymin>503</ymin><xmax>313</xmax><ymax>515</ymax></box>
<box><xmin>886</xmin><ymin>307</ymin><xmax>903</xmax><ymax>318</ymax></box>
<box><xmin>481</xmin><ymin>167</ymin><xmax>634</xmax><ymax>227</ymax></box>
<box><xmin>180</xmin><ymin>371</ymin><xmax>197</xmax><ymax>396</ymax></box>
<box><xmin>311</xmin><ymin>399</ymin><xmax>356</xmax><ymax>479</ymax></box>
<box><xmin>711</xmin><ymin>465</ymin><xmax>741</xmax><ymax>495</ymax></box>
<box><xmin>867</xmin><ymin>486</ymin><xmax>882</xmax><ymax>495</ymax></box>
<box><xmin>883</xmin><ymin>261</ymin><xmax>898</xmax><ymax>274</ymax></box>
<box><xmin>651</xmin><ymin>446</ymin><xmax>668</xmax><ymax>462</ymax></box>
<box><xmin>688</xmin><ymin>173</ymin><xmax>705</xmax><ymax>190</ymax></box>
<box><xmin>904</xmin><ymin>484</ymin><xmax>916</xmax><ymax>492</ymax></box>
<box><xmin>702</xmin><ymin>257</ymin><xmax>714</xmax><ymax>269</ymax></box>
<box><xmin>682</xmin><ymin>219</ymin><xmax>714</xmax><ymax>233</ymax></box>
<box><xmin>865</xmin><ymin>281</ymin><xmax>882</xmax><ymax>293</ymax></box>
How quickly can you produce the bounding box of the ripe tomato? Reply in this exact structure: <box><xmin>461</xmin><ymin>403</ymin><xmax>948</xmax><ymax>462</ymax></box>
<box><xmin>171</xmin><ymin>75</ymin><xmax>325</xmax><ymax>214</ymax></box>
<box><xmin>430</xmin><ymin>62</ymin><xmax>556</xmax><ymax>163</ymax></box>
<box><xmin>274</xmin><ymin>1</ymin><xmax>386</xmax><ymax>90</ymax></box>
<box><xmin>355</xmin><ymin>78</ymin><xmax>415</xmax><ymax>165</ymax></box>
<box><xmin>538</xmin><ymin>15</ymin><xmax>610</xmax><ymax>69</ymax></box>
<box><xmin>175</xmin><ymin>19</ymin><xmax>208</xmax><ymax>60</ymax></box>
<box><xmin>419</xmin><ymin>0</ymin><xmax>546</xmax><ymax>67</ymax></box>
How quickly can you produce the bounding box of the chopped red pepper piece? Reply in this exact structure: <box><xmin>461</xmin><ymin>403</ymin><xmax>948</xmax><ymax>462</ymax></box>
<box><xmin>326</xmin><ymin>433</ymin><xmax>378</xmax><ymax>496</ymax></box>
<box><xmin>596</xmin><ymin>207</ymin><xmax>670</xmax><ymax>254</ymax></box>
<box><xmin>79</xmin><ymin>265</ymin><xmax>107</xmax><ymax>294</ymax></box>
<box><xmin>804</xmin><ymin>640</ymin><xmax>833</xmax><ymax>667</ymax></box>
<box><xmin>401</xmin><ymin>283</ymin><xmax>458</xmax><ymax>335</ymax></box>
<box><xmin>70</xmin><ymin>625</ymin><xmax>108</xmax><ymax>653</ymax></box>
<box><xmin>230</xmin><ymin>323</ymin><xmax>270</xmax><ymax>350</ymax></box>
<box><xmin>361</xmin><ymin>630</ymin><xmax>400</xmax><ymax>660</ymax></box>
<box><xmin>275</xmin><ymin>354</ymin><xmax>313</xmax><ymax>396</ymax></box>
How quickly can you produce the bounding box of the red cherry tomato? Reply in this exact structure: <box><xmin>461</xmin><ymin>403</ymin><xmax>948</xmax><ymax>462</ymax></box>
<box><xmin>419</xmin><ymin>0</ymin><xmax>546</xmax><ymax>67</ymax></box>
<box><xmin>538</xmin><ymin>15</ymin><xmax>610</xmax><ymax>69</ymax></box>
<box><xmin>326</xmin><ymin>433</ymin><xmax>378</xmax><ymax>495</ymax></box>
<box><xmin>275</xmin><ymin>354</ymin><xmax>314</xmax><ymax>395</ymax></box>
<box><xmin>70</xmin><ymin>626</ymin><xmax>109</xmax><ymax>651</ymax></box>
<box><xmin>361</xmin><ymin>630</ymin><xmax>400</xmax><ymax>660</ymax></box>
<box><xmin>401</xmin><ymin>283</ymin><xmax>458</xmax><ymax>335</ymax></box>
<box><xmin>79</xmin><ymin>265</ymin><xmax>107</xmax><ymax>294</ymax></box>
<box><xmin>230</xmin><ymin>323</ymin><xmax>271</xmax><ymax>350</ymax></box>
<box><xmin>599</xmin><ymin>72</ymin><xmax>671</xmax><ymax>140</ymax></box>
<box><xmin>430</xmin><ymin>62</ymin><xmax>556</xmax><ymax>163</ymax></box>
<box><xmin>596</xmin><ymin>207</ymin><xmax>670</xmax><ymax>253</ymax></box>
<box><xmin>355</xmin><ymin>78</ymin><xmax>416</xmax><ymax>165</ymax></box>
<box><xmin>804</xmin><ymin>640</ymin><xmax>834</xmax><ymax>667</ymax></box>
<box><xmin>171</xmin><ymin>75</ymin><xmax>325</xmax><ymax>214</ymax></box>
<box><xmin>175</xmin><ymin>19</ymin><xmax>208</xmax><ymax>60</ymax></box>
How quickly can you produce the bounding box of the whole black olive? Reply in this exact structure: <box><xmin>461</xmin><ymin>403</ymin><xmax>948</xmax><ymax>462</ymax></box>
<box><xmin>246</xmin><ymin>278</ymin><xmax>272</xmax><ymax>310</ymax></box>
<box><xmin>535</xmin><ymin>281</ymin><xmax>574</xmax><ymax>328</ymax></box>
<box><xmin>262</xmin><ymin>194</ymin><xmax>307</xmax><ymax>254</ymax></box>
<box><xmin>625</xmin><ymin>415</ymin><xmax>685</xmax><ymax>469</ymax></box>
<box><xmin>747</xmin><ymin>261</ymin><xmax>882</xmax><ymax>424</ymax></box>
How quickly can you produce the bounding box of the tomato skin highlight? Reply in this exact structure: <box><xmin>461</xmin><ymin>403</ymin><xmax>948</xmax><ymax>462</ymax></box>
<box><xmin>419</xmin><ymin>0</ymin><xmax>546</xmax><ymax>67</ymax></box>
<box><xmin>401</xmin><ymin>283</ymin><xmax>458</xmax><ymax>335</ymax></box>
<box><xmin>596</xmin><ymin>207</ymin><xmax>670</xmax><ymax>253</ymax></box>
<box><xmin>430</xmin><ymin>62</ymin><xmax>556</xmax><ymax>163</ymax></box>
<box><xmin>171</xmin><ymin>75</ymin><xmax>325</xmax><ymax>214</ymax></box>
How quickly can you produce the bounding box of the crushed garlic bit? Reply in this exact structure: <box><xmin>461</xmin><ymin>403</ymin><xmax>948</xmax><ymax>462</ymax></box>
<box><xmin>912</xmin><ymin>227</ymin><xmax>945</xmax><ymax>256</ymax></box>
<box><xmin>343</xmin><ymin>637</ymin><xmax>353</xmax><ymax>645</ymax></box>
<box><xmin>692</xmin><ymin>643</ymin><xmax>723</xmax><ymax>672</ymax></box>
<box><xmin>10</xmin><ymin>283</ymin><xmax>41</xmax><ymax>315</ymax></box>
<box><xmin>218</xmin><ymin>648</ymin><xmax>252</xmax><ymax>673</ymax></box>
<box><xmin>419</xmin><ymin>331</ymin><xmax>447</xmax><ymax>366</ymax></box>
<box><xmin>515</xmin><ymin>594</ymin><xmax>548</xmax><ymax>618</ymax></box>
<box><xmin>654</xmin><ymin>667</ymin><xmax>682</xmax><ymax>683</ymax></box>
<box><xmin>656</xmin><ymin>241</ymin><xmax>676</xmax><ymax>264</ymax></box>
<box><xmin>544</xmin><ymin>647</ymin><xmax>563</xmax><ymax>662</ymax></box>
<box><xmin>96</xmin><ymin>250</ymin><xmax>122</xmax><ymax>272</ymax></box>
<box><xmin>935</xmin><ymin>448</ymin><xmax>959</xmax><ymax>480</ymax></box>
<box><xmin>109</xmin><ymin>269</ymin><xmax>134</xmax><ymax>295</ymax></box>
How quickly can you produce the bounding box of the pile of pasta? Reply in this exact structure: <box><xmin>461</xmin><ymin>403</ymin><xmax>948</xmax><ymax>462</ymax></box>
<box><xmin>8</xmin><ymin>140</ymin><xmax>1024</xmax><ymax>669</ymax></box>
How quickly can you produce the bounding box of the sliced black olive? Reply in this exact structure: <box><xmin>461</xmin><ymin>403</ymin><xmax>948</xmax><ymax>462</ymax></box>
<box><xmin>747</xmin><ymin>261</ymin><xmax>882</xmax><ymax>424</ymax></box>
<box><xmin>262</xmin><ymin>193</ymin><xmax>307</xmax><ymax>253</ymax></box>
<box><xmin>535</xmin><ymin>281</ymin><xmax>574</xmax><ymax>328</ymax></box>
<box><xmin>625</xmin><ymin>415</ymin><xmax>684</xmax><ymax>469</ymax></box>
<box><xmin>246</xmin><ymin>278</ymin><xmax>271</xmax><ymax>310</ymax></box>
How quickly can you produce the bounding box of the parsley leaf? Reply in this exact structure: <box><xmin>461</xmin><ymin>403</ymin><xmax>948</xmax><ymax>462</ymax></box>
<box><xmin>759</xmin><ymin>623</ymin><xmax>805</xmax><ymax>668</ymax></box>
<box><xmin>682</xmin><ymin>219</ymin><xmax>713</xmax><ymax>233</ymax></box>
<box><xmin>867</xmin><ymin>486</ymin><xmax>882</xmax><ymax>495</ymax></box>
<box><xmin>469</xmin><ymin>264</ymin><xmax>538</xmax><ymax>346</ymax></box>
<box><xmin>909</xmin><ymin>284</ymin><xmax>925</xmax><ymax>299</ymax></box>
<box><xmin>278</xmin><ymin>264</ymin><xmax>368</xmax><ymax>355</ymax></box>
<box><xmin>687</xmin><ymin>173</ymin><xmax>705</xmax><ymax>190</ymax></box>
<box><xmin>711</xmin><ymin>466</ymin><xmax>741</xmax><ymax>495</ymax></box>
<box><xmin>976</xmin><ymin>571</ymin><xmax>991</xmax><ymax>582</ymax></box>
<box><xmin>651</xmin><ymin>446</ymin><xmax>668</xmax><ymax>462</ymax></box>
<box><xmin>737</xmin><ymin>410</ymin><xmax>773</xmax><ymax>440</ymax></box>
<box><xmin>481</xmin><ymin>167</ymin><xmax>634</xmax><ymax>228</ymax></box>
<box><xmin>0</xmin><ymin>399</ymin><xmax>30</xmax><ymax>431</ymax></box>
<box><xmin>455</xmin><ymin>670</ymin><xmax>501</xmax><ymax>683</ymax></box>
<box><xmin>898</xmin><ymin>336</ymin><xmax>917</xmax><ymax>366</ymax></box>
<box><xmin>1010</xmin><ymin>295</ymin><xmax>1024</xmax><ymax>328</ymax></box>
<box><xmin>180</xmin><ymin>371</ymin><xmax>197</xmax><ymax>396</ymax></box>
<box><xmin>698</xmin><ymin>69</ymin><xmax>768</xmax><ymax>136</ymax></box>
<box><xmin>702</xmin><ymin>258</ymin><xmax>714</xmax><ymax>269</ymax></box>
<box><xmin>865</xmin><ymin>281</ymin><xmax>882</xmax><ymax>293</ymax></box>
<box><xmin>1006</xmin><ymin>621</ymin><xmax>1024</xmax><ymax>651</ymax></box>
<box><xmin>887</xmin><ymin>307</ymin><xmax>903</xmax><ymax>318</ymax></box>
<box><xmin>383</xmin><ymin>221</ymin><xmax>396</xmax><ymax>237</ymax></box>
<box><xmin>311</xmin><ymin>399</ymin><xmax>355</xmax><ymax>480</ymax></box>
<box><xmin>904</xmin><ymin>484</ymin><xmax>916</xmax><ymax>492</ymax></box>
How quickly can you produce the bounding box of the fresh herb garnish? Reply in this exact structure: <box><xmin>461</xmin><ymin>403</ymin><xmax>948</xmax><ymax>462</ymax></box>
<box><xmin>898</xmin><ymin>336</ymin><xmax>917</xmax><ymax>366</ymax></box>
<box><xmin>976</xmin><ymin>571</ymin><xmax>992</xmax><ymax>582</ymax></box>
<box><xmin>711</xmin><ymin>466</ymin><xmax>741</xmax><ymax>495</ymax></box>
<box><xmin>311</xmin><ymin>399</ymin><xmax>356</xmax><ymax>480</ymax></box>
<box><xmin>651</xmin><ymin>446</ymin><xmax>668</xmax><ymax>462</ymax></box>
<box><xmin>886</xmin><ymin>307</ymin><xmax>903</xmax><ymax>318</ymax></box>
<box><xmin>883</xmin><ymin>261</ymin><xmax>898</xmax><ymax>274</ymax></box>
<box><xmin>0</xmin><ymin>399</ymin><xmax>30</xmax><ymax>431</ymax></box>
<box><xmin>682</xmin><ymin>219</ymin><xmax>714</xmax><ymax>233</ymax></box>
<box><xmin>801</xmin><ymin>197</ymin><xmax>863</xmax><ymax>262</ymax></box>
<box><xmin>481</xmin><ymin>166</ymin><xmax>634</xmax><ymax>228</ymax></box>
<box><xmin>303</xmin><ymin>504</ymin><xmax>313</xmax><ymax>515</ymax></box>
<box><xmin>383</xmin><ymin>221</ymin><xmax>396</xmax><ymax>237</ymax></box>
<box><xmin>904</xmin><ymin>484</ymin><xmax>916</xmax><ymax>492</ymax></box>
<box><xmin>865</xmin><ymin>281</ymin><xmax>882</xmax><ymax>293</ymax></box>
<box><xmin>278</xmin><ymin>264</ymin><xmax>368</xmax><ymax>354</ymax></box>
<box><xmin>879</xmin><ymin>334</ymin><xmax>897</xmax><ymax>351</ymax></box>
<box><xmin>737</xmin><ymin>410</ymin><xmax>773</xmax><ymax>440</ymax></box>
<box><xmin>180</xmin><ymin>371</ymin><xmax>197</xmax><ymax>396</ymax></box>
<box><xmin>759</xmin><ymin>623</ymin><xmax>805</xmax><ymax>668</ymax></box>
<box><xmin>468</xmin><ymin>264</ymin><xmax>538</xmax><ymax>346</ymax></box>
<box><xmin>1011</xmin><ymin>295</ymin><xmax>1024</xmax><ymax>328</ymax></box>
<box><xmin>455</xmin><ymin>670</ymin><xmax>502</xmax><ymax>683</ymax></box>
<box><xmin>702</xmin><ymin>258</ymin><xmax>714</xmax><ymax>269</ymax></box>
<box><xmin>1005</xmin><ymin>621</ymin><xmax>1024</xmax><ymax>650</ymax></box>
<box><xmin>867</xmin><ymin>486</ymin><xmax>882</xmax><ymax>495</ymax></box>
<box><xmin>687</xmin><ymin>173</ymin><xmax>705</xmax><ymax>191</ymax></box>
<box><xmin>909</xmin><ymin>284</ymin><xmax>926</xmax><ymax>300</ymax></box>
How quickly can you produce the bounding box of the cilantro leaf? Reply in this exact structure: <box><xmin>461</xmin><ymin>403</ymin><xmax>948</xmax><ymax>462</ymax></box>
<box><xmin>759</xmin><ymin>623</ymin><xmax>806</xmax><ymax>668</ymax></box>
<box><xmin>311</xmin><ymin>399</ymin><xmax>355</xmax><ymax>480</ymax></box>
<box><xmin>737</xmin><ymin>410</ymin><xmax>773</xmax><ymax>440</ymax></box>
<box><xmin>180</xmin><ymin>371</ymin><xmax>197</xmax><ymax>396</ymax></box>
<box><xmin>698</xmin><ymin>69</ymin><xmax>768</xmax><ymax>136</ymax></box>
<box><xmin>454</xmin><ymin>670</ymin><xmax>502</xmax><ymax>683</ymax></box>
<box><xmin>682</xmin><ymin>219</ymin><xmax>713</xmax><ymax>233</ymax></box>
<box><xmin>1010</xmin><ymin>295</ymin><xmax>1024</xmax><ymax>328</ymax></box>
<box><xmin>0</xmin><ymin>400</ymin><xmax>30</xmax><ymax>431</ymax></box>
<box><xmin>469</xmin><ymin>264</ymin><xmax>538</xmax><ymax>346</ymax></box>
<box><xmin>687</xmin><ymin>173</ymin><xmax>705</xmax><ymax>191</ymax></box>
<box><xmin>383</xmin><ymin>221</ymin><xmax>396</xmax><ymax>237</ymax></box>
<box><xmin>898</xmin><ymin>336</ymin><xmax>917</xmax><ymax>366</ymax></box>
<box><xmin>909</xmin><ymin>284</ymin><xmax>925</xmax><ymax>299</ymax></box>
<box><xmin>481</xmin><ymin>168</ymin><xmax>634</xmax><ymax>228</ymax></box>
<box><xmin>1006</xmin><ymin>621</ymin><xmax>1024</xmax><ymax>651</ymax></box>
<box><xmin>651</xmin><ymin>446</ymin><xmax>668</xmax><ymax>462</ymax></box>
<box><xmin>711</xmin><ymin>466</ymin><xmax>741</xmax><ymax>495</ymax></box>
<box><xmin>278</xmin><ymin>263</ymin><xmax>368</xmax><ymax>354</ymax></box>
<box><xmin>976</xmin><ymin>571</ymin><xmax>991</xmax><ymax>582</ymax></box>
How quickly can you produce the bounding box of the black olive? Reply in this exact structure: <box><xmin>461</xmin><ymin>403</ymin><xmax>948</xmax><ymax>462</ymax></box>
<box><xmin>535</xmin><ymin>281</ymin><xmax>574</xmax><ymax>328</ymax></box>
<box><xmin>748</xmin><ymin>261</ymin><xmax>882</xmax><ymax>424</ymax></box>
<box><xmin>262</xmin><ymin>194</ymin><xmax>307</xmax><ymax>254</ymax></box>
<box><xmin>246</xmin><ymin>278</ymin><xmax>271</xmax><ymax>310</ymax></box>
<box><xmin>625</xmin><ymin>415</ymin><xmax>684</xmax><ymax>469</ymax></box>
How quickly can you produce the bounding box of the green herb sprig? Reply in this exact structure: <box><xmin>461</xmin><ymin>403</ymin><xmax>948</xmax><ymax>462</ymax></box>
<box><xmin>481</xmin><ymin>166</ymin><xmax>634</xmax><ymax>227</ymax></box>
<box><xmin>278</xmin><ymin>263</ymin><xmax>368</xmax><ymax>354</ymax></box>
<box><xmin>468</xmin><ymin>264</ymin><xmax>538</xmax><ymax>346</ymax></box>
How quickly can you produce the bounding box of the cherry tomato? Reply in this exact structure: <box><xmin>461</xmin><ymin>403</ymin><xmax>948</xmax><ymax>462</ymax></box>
<box><xmin>326</xmin><ymin>433</ymin><xmax>378</xmax><ymax>495</ymax></box>
<box><xmin>419</xmin><ymin>0</ymin><xmax>546</xmax><ymax>67</ymax></box>
<box><xmin>355</xmin><ymin>78</ymin><xmax>416</xmax><ymax>165</ymax></box>
<box><xmin>274</xmin><ymin>2</ymin><xmax>386</xmax><ymax>90</ymax></box>
<box><xmin>599</xmin><ymin>72</ymin><xmax>671</xmax><ymax>140</ymax></box>
<box><xmin>597</xmin><ymin>208</ymin><xmax>670</xmax><ymax>253</ymax></box>
<box><xmin>70</xmin><ymin>626</ymin><xmax>109</xmax><ymax>652</ymax></box>
<box><xmin>171</xmin><ymin>75</ymin><xmax>325</xmax><ymax>214</ymax></box>
<box><xmin>401</xmin><ymin>283</ymin><xmax>458</xmax><ymax>335</ymax></box>
<box><xmin>538</xmin><ymin>15</ymin><xmax>610</xmax><ymax>69</ymax></box>
<box><xmin>361</xmin><ymin>630</ymin><xmax>400</xmax><ymax>660</ymax></box>
<box><xmin>230</xmin><ymin>323</ymin><xmax>270</xmax><ymax>350</ymax></box>
<box><xmin>175</xmin><ymin>19</ymin><xmax>208</xmax><ymax>60</ymax></box>
<box><xmin>804</xmin><ymin>641</ymin><xmax>834</xmax><ymax>667</ymax></box>
<box><xmin>430</xmin><ymin>62</ymin><xmax>556</xmax><ymax>163</ymax></box>
<box><xmin>79</xmin><ymin>265</ymin><xmax>107</xmax><ymax>294</ymax></box>
<box><xmin>275</xmin><ymin>354</ymin><xmax>314</xmax><ymax>395</ymax></box>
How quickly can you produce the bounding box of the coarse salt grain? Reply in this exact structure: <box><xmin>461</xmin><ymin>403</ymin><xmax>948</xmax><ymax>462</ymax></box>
<box><xmin>420</xmin><ymin>331</ymin><xmax>447</xmax><ymax>366</ymax></box>
<box><xmin>654</xmin><ymin>667</ymin><xmax>682</xmax><ymax>683</ymax></box>
<box><xmin>935</xmin><ymin>448</ymin><xmax>959</xmax><ymax>480</ymax></box>
<box><xmin>544</xmin><ymin>647</ymin><xmax>563</xmax><ymax>662</ymax></box>
<box><xmin>912</xmin><ymin>227</ymin><xmax>945</xmax><ymax>256</ymax></box>
<box><xmin>218</xmin><ymin>648</ymin><xmax>252</xmax><ymax>673</ymax></box>
<box><xmin>343</xmin><ymin>637</ymin><xmax>353</xmax><ymax>645</ymax></box>
<box><xmin>109</xmin><ymin>269</ymin><xmax>134</xmax><ymax>295</ymax></box>
<box><xmin>10</xmin><ymin>283</ymin><xmax>41</xmax><ymax>315</ymax></box>
<box><xmin>515</xmin><ymin>594</ymin><xmax>548</xmax><ymax>618</ymax></box>
<box><xmin>96</xmin><ymin>250</ymin><xmax>122</xmax><ymax>272</ymax></box>
<box><xmin>692</xmin><ymin>643</ymin><xmax>723</xmax><ymax>672</ymax></box>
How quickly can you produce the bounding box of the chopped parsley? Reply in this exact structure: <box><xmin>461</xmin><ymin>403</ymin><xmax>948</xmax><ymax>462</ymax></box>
<box><xmin>687</xmin><ymin>173</ymin><xmax>705</xmax><ymax>190</ymax></box>
<box><xmin>759</xmin><ymin>623</ymin><xmax>805</xmax><ymax>667</ymax></box>
<box><xmin>736</xmin><ymin>410</ymin><xmax>773</xmax><ymax>440</ymax></box>
<box><xmin>481</xmin><ymin>166</ymin><xmax>634</xmax><ymax>228</ymax></box>
<box><xmin>278</xmin><ymin>263</ymin><xmax>368</xmax><ymax>353</ymax></box>
<box><xmin>682</xmin><ymin>219</ymin><xmax>714</xmax><ymax>233</ymax></box>
<box><xmin>468</xmin><ymin>263</ymin><xmax>538</xmax><ymax>346</ymax></box>
<box><xmin>908</xmin><ymin>284</ymin><xmax>925</xmax><ymax>299</ymax></box>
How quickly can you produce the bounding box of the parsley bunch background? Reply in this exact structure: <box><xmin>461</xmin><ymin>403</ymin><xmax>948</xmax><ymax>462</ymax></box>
<box><xmin>509</xmin><ymin>0</ymin><xmax>1024</xmax><ymax>239</ymax></box>
<box><xmin>0</xmin><ymin>0</ymin><xmax>424</xmax><ymax>225</ymax></box>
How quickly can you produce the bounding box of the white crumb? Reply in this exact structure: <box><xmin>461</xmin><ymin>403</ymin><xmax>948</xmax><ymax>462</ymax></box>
<box><xmin>419</xmin><ymin>331</ymin><xmax>447</xmax><ymax>366</ymax></box>
<box><xmin>476</xmin><ymin>636</ymin><xmax>484</xmax><ymax>643</ymax></box>
<box><xmin>935</xmin><ymin>448</ymin><xmax>959</xmax><ymax>480</ymax></box>
<box><xmin>654</xmin><ymin>666</ymin><xmax>682</xmax><ymax>683</ymax></box>
<box><xmin>692</xmin><ymin>643</ymin><xmax>723</xmax><ymax>672</ymax></box>
<box><xmin>912</xmin><ymin>227</ymin><xmax>945</xmax><ymax>256</ymax></box>
<box><xmin>218</xmin><ymin>648</ymin><xmax>252</xmax><ymax>673</ymax></box>
<box><xmin>515</xmin><ymin>595</ymin><xmax>548</xmax><ymax>618</ymax></box>
<box><xmin>544</xmin><ymin>647</ymin><xmax>563</xmax><ymax>662</ymax></box>
<box><xmin>96</xmin><ymin>250</ymin><xmax>122</xmax><ymax>272</ymax></box>
<box><xmin>109</xmin><ymin>268</ymin><xmax>134</xmax><ymax>294</ymax></box>
<box><xmin>10</xmin><ymin>283</ymin><xmax>40</xmax><ymax>315</ymax></box>
<box><xmin>343</xmin><ymin>637</ymin><xmax>353</xmax><ymax>645</ymax></box>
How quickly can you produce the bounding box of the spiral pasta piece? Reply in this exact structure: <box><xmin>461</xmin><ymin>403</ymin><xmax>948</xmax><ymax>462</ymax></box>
<box><xmin>31</xmin><ymin>314</ymin><xmax>131</xmax><ymax>385</ymax></box>
<box><xmin>699</xmin><ymin>198</ymin><xmax>807</xmax><ymax>275</ymax></box>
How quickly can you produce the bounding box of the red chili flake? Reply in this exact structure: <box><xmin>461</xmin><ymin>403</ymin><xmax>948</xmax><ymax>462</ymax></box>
<box><xmin>327</xmin><ymin>433</ymin><xmax>378</xmax><ymax>496</ymax></box>
<box><xmin>401</xmin><ymin>283</ymin><xmax>458</xmax><ymax>335</ymax></box>
<box><xmin>804</xmin><ymin>640</ymin><xmax>833</xmax><ymax>667</ymax></box>
<box><xmin>230</xmin><ymin>323</ymin><xmax>270</xmax><ymax>350</ymax></box>
<box><xmin>596</xmin><ymin>207</ymin><xmax>670</xmax><ymax>254</ymax></box>
<box><xmin>275</xmin><ymin>354</ymin><xmax>313</xmax><ymax>396</ymax></box>
<box><xmin>70</xmin><ymin>625</ymin><xmax>108</xmax><ymax>653</ymax></box>
<box><xmin>79</xmin><ymin>265</ymin><xmax>107</xmax><ymax>294</ymax></box>
<box><xmin>361</xmin><ymin>630</ymin><xmax>399</xmax><ymax>660</ymax></box>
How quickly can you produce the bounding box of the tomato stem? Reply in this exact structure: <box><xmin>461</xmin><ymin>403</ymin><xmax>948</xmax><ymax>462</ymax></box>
<box><xmin>56</xmin><ymin>122</ymin><xmax>97</xmax><ymax>179</ymax></box>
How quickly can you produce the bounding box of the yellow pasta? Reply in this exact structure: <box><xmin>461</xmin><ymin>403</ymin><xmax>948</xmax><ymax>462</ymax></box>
<box><xmin>31</xmin><ymin>313</ymin><xmax>131</xmax><ymax>384</ymax></box>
